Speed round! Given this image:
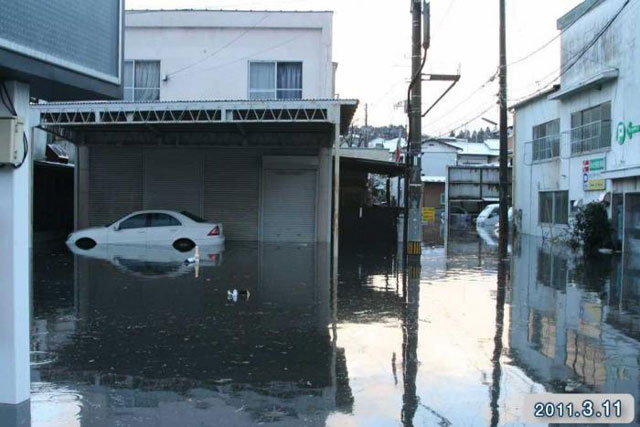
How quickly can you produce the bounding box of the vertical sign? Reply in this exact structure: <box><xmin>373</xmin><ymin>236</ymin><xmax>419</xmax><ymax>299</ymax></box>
<box><xmin>583</xmin><ymin>157</ymin><xmax>606</xmax><ymax>191</ymax></box>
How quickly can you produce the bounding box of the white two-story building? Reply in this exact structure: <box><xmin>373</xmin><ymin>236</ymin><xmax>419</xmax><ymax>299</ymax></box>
<box><xmin>513</xmin><ymin>0</ymin><xmax>640</xmax><ymax>251</ymax></box>
<box><xmin>34</xmin><ymin>10</ymin><xmax>357</xmax><ymax>245</ymax></box>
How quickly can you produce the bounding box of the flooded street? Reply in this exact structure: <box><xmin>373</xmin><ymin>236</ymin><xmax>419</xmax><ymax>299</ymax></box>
<box><xmin>28</xmin><ymin>236</ymin><xmax>640</xmax><ymax>426</ymax></box>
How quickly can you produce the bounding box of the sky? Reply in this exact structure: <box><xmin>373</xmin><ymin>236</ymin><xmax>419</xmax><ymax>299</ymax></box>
<box><xmin>126</xmin><ymin>0</ymin><xmax>583</xmax><ymax>133</ymax></box>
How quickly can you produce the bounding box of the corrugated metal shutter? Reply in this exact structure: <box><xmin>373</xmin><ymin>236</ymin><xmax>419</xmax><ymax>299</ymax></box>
<box><xmin>203</xmin><ymin>149</ymin><xmax>260</xmax><ymax>241</ymax></box>
<box><xmin>143</xmin><ymin>149</ymin><xmax>203</xmax><ymax>215</ymax></box>
<box><xmin>263</xmin><ymin>169</ymin><xmax>317</xmax><ymax>242</ymax></box>
<box><xmin>88</xmin><ymin>146</ymin><xmax>143</xmax><ymax>227</ymax></box>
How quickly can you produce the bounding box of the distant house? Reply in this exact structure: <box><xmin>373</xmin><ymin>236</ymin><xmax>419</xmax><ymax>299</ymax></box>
<box><xmin>418</xmin><ymin>138</ymin><xmax>500</xmax><ymax>222</ymax></box>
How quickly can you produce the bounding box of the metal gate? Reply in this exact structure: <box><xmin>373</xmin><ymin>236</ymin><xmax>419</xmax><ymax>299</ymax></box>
<box><xmin>262</xmin><ymin>169</ymin><xmax>317</xmax><ymax>242</ymax></box>
<box><xmin>144</xmin><ymin>149</ymin><xmax>203</xmax><ymax>216</ymax></box>
<box><xmin>88</xmin><ymin>146</ymin><xmax>143</xmax><ymax>226</ymax></box>
<box><xmin>203</xmin><ymin>149</ymin><xmax>260</xmax><ymax>241</ymax></box>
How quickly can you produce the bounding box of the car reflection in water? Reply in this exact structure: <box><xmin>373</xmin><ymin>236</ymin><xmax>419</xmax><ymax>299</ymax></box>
<box><xmin>31</xmin><ymin>242</ymin><xmax>352</xmax><ymax>426</ymax></box>
<box><xmin>67</xmin><ymin>242</ymin><xmax>224</xmax><ymax>278</ymax></box>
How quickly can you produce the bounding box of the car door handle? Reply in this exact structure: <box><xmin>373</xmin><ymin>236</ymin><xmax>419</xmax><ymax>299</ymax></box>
<box><xmin>137</xmin><ymin>231</ymin><xmax>145</xmax><ymax>234</ymax></box>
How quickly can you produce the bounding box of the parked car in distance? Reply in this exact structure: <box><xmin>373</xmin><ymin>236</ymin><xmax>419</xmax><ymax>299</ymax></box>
<box><xmin>67</xmin><ymin>210</ymin><xmax>224</xmax><ymax>252</ymax></box>
<box><xmin>476</xmin><ymin>204</ymin><xmax>500</xmax><ymax>228</ymax></box>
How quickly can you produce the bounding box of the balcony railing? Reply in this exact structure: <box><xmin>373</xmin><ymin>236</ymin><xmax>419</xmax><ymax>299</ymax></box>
<box><xmin>531</xmin><ymin>134</ymin><xmax>560</xmax><ymax>162</ymax></box>
<box><xmin>564</xmin><ymin>120</ymin><xmax>611</xmax><ymax>155</ymax></box>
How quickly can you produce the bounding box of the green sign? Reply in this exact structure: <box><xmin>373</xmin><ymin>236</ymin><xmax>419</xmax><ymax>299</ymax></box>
<box><xmin>589</xmin><ymin>157</ymin><xmax>605</xmax><ymax>171</ymax></box>
<box><xmin>617</xmin><ymin>121</ymin><xmax>640</xmax><ymax>145</ymax></box>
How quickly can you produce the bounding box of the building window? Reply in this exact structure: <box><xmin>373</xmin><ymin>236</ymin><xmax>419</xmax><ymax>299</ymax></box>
<box><xmin>123</xmin><ymin>60</ymin><xmax>161</xmax><ymax>101</ymax></box>
<box><xmin>570</xmin><ymin>102</ymin><xmax>611</xmax><ymax>155</ymax></box>
<box><xmin>532</xmin><ymin>119</ymin><xmax>560</xmax><ymax>161</ymax></box>
<box><xmin>249</xmin><ymin>62</ymin><xmax>302</xmax><ymax>100</ymax></box>
<box><xmin>539</xmin><ymin>191</ymin><xmax>568</xmax><ymax>225</ymax></box>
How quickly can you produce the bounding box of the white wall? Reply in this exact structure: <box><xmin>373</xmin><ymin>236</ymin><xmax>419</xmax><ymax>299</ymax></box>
<box><xmin>514</xmin><ymin>0</ymin><xmax>640</xmax><ymax>237</ymax></box>
<box><xmin>421</xmin><ymin>141</ymin><xmax>458</xmax><ymax>178</ymax></box>
<box><xmin>125</xmin><ymin>10</ymin><xmax>334</xmax><ymax>100</ymax></box>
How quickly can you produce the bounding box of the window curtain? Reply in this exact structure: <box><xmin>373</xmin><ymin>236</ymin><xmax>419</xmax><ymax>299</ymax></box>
<box><xmin>134</xmin><ymin>61</ymin><xmax>160</xmax><ymax>101</ymax></box>
<box><xmin>249</xmin><ymin>62</ymin><xmax>275</xmax><ymax>99</ymax></box>
<box><xmin>277</xmin><ymin>62</ymin><xmax>302</xmax><ymax>99</ymax></box>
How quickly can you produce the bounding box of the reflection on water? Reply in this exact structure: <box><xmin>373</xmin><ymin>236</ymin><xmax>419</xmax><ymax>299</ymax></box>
<box><xmin>511</xmin><ymin>237</ymin><xmax>640</xmax><ymax>401</ymax></box>
<box><xmin>25</xmin><ymin>235</ymin><xmax>640</xmax><ymax>426</ymax></box>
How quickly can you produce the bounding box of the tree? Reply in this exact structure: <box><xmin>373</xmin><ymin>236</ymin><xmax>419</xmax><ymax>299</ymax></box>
<box><xmin>477</xmin><ymin>128</ymin><xmax>486</xmax><ymax>143</ymax></box>
<box><xmin>456</xmin><ymin>130</ymin><xmax>465</xmax><ymax>139</ymax></box>
<box><xmin>449</xmin><ymin>131</ymin><xmax>455</xmax><ymax>137</ymax></box>
<box><xmin>471</xmin><ymin>130</ymin><xmax>478</xmax><ymax>142</ymax></box>
<box><xmin>569</xmin><ymin>202</ymin><xmax>612</xmax><ymax>256</ymax></box>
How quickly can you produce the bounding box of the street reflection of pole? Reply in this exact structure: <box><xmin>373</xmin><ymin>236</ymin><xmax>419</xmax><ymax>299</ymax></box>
<box><xmin>401</xmin><ymin>259</ymin><xmax>420</xmax><ymax>427</ymax></box>
<box><xmin>489</xmin><ymin>258</ymin><xmax>508</xmax><ymax>427</ymax></box>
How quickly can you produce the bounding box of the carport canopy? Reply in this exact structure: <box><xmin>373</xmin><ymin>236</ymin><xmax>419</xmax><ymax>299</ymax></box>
<box><xmin>33</xmin><ymin>99</ymin><xmax>358</xmax><ymax>147</ymax></box>
<box><xmin>340</xmin><ymin>156</ymin><xmax>405</xmax><ymax>177</ymax></box>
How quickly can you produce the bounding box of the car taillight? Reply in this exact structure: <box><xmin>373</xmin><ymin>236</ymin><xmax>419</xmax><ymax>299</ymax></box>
<box><xmin>208</xmin><ymin>225</ymin><xmax>220</xmax><ymax>236</ymax></box>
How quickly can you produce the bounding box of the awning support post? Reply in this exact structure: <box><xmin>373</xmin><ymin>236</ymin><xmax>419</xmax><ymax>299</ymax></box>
<box><xmin>0</xmin><ymin>81</ymin><xmax>32</xmax><ymax>407</ymax></box>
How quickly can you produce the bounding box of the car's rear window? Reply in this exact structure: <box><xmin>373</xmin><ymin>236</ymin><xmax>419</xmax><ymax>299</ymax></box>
<box><xmin>180</xmin><ymin>211</ymin><xmax>207</xmax><ymax>223</ymax></box>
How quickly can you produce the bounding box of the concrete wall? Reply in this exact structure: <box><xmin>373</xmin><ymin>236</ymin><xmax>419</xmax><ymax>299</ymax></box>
<box><xmin>125</xmin><ymin>10</ymin><xmax>334</xmax><ymax>100</ymax></box>
<box><xmin>514</xmin><ymin>0</ymin><xmax>640</xmax><ymax>237</ymax></box>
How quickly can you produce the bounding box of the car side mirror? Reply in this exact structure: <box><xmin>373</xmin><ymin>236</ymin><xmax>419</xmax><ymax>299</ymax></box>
<box><xmin>113</xmin><ymin>225</ymin><xmax>120</xmax><ymax>231</ymax></box>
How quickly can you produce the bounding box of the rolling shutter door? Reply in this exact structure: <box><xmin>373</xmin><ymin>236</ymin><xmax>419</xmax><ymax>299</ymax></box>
<box><xmin>263</xmin><ymin>169</ymin><xmax>317</xmax><ymax>242</ymax></box>
<box><xmin>143</xmin><ymin>149</ymin><xmax>203</xmax><ymax>216</ymax></box>
<box><xmin>88</xmin><ymin>146</ymin><xmax>143</xmax><ymax>227</ymax></box>
<box><xmin>203</xmin><ymin>149</ymin><xmax>260</xmax><ymax>241</ymax></box>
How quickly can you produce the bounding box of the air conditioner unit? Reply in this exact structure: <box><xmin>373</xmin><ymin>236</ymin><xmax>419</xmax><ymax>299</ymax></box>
<box><xmin>0</xmin><ymin>117</ymin><xmax>25</xmax><ymax>167</ymax></box>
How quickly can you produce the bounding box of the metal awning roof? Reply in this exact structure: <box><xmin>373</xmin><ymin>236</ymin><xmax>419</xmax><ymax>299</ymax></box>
<box><xmin>32</xmin><ymin>98</ymin><xmax>359</xmax><ymax>138</ymax></box>
<box><xmin>548</xmin><ymin>70</ymin><xmax>618</xmax><ymax>101</ymax></box>
<box><xmin>340</xmin><ymin>156</ymin><xmax>405</xmax><ymax>176</ymax></box>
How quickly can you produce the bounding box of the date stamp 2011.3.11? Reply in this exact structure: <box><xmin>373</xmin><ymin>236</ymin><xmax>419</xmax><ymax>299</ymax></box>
<box><xmin>523</xmin><ymin>394</ymin><xmax>635</xmax><ymax>424</ymax></box>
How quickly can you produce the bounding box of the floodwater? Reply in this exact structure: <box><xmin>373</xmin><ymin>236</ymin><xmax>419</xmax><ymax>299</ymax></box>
<box><xmin>19</xmin><ymin>235</ymin><xmax>640</xmax><ymax>426</ymax></box>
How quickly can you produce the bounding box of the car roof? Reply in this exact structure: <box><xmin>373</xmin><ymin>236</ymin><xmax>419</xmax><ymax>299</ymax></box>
<box><xmin>125</xmin><ymin>210</ymin><xmax>183</xmax><ymax>216</ymax></box>
<box><xmin>120</xmin><ymin>210</ymin><xmax>195</xmax><ymax>221</ymax></box>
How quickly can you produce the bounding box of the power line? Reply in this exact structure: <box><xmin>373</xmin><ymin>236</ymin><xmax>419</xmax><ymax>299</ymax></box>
<box><xmin>426</xmin><ymin>0</ymin><xmax>622</xmax><ymax>126</ymax></box>
<box><xmin>436</xmin><ymin>102</ymin><xmax>497</xmax><ymax>137</ymax></box>
<box><xmin>508</xmin><ymin>0</ymin><xmax>632</xmax><ymax>106</ymax></box>
<box><xmin>167</xmin><ymin>13</ymin><xmax>271</xmax><ymax>78</ymax></box>
<box><xmin>505</xmin><ymin>0</ymin><xmax>603</xmax><ymax>68</ymax></box>
<box><xmin>423</xmin><ymin>70</ymin><xmax>497</xmax><ymax>129</ymax></box>
<box><xmin>172</xmin><ymin>34</ymin><xmax>304</xmax><ymax>78</ymax></box>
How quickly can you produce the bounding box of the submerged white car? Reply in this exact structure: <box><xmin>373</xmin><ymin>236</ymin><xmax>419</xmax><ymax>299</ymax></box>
<box><xmin>476</xmin><ymin>204</ymin><xmax>500</xmax><ymax>228</ymax></box>
<box><xmin>67</xmin><ymin>210</ymin><xmax>224</xmax><ymax>252</ymax></box>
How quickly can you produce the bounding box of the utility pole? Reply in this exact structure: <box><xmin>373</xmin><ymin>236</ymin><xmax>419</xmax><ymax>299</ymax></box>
<box><xmin>498</xmin><ymin>0</ymin><xmax>509</xmax><ymax>258</ymax></box>
<box><xmin>405</xmin><ymin>0</ymin><xmax>426</xmax><ymax>258</ymax></box>
<box><xmin>364</xmin><ymin>103</ymin><xmax>369</xmax><ymax>148</ymax></box>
